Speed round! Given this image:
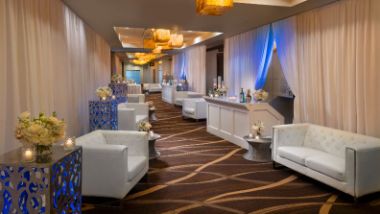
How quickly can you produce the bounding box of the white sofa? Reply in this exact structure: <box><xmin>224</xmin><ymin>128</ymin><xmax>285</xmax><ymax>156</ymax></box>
<box><xmin>127</xmin><ymin>94</ymin><xmax>145</xmax><ymax>103</ymax></box>
<box><xmin>143</xmin><ymin>83</ymin><xmax>162</xmax><ymax>93</ymax></box>
<box><xmin>76</xmin><ymin>130</ymin><xmax>149</xmax><ymax>199</ymax></box>
<box><xmin>182</xmin><ymin>98</ymin><xmax>207</xmax><ymax>120</ymax></box>
<box><xmin>273</xmin><ymin>123</ymin><xmax>380</xmax><ymax>198</ymax></box>
<box><xmin>174</xmin><ymin>91</ymin><xmax>203</xmax><ymax>106</ymax></box>
<box><xmin>118</xmin><ymin>103</ymin><xmax>149</xmax><ymax>130</ymax></box>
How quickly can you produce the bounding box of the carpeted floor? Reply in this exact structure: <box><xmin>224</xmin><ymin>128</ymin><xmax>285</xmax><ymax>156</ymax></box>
<box><xmin>83</xmin><ymin>93</ymin><xmax>380</xmax><ymax>214</ymax></box>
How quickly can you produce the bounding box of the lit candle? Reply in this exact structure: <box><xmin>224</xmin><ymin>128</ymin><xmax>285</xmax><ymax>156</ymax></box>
<box><xmin>255</xmin><ymin>135</ymin><xmax>260</xmax><ymax>140</ymax></box>
<box><xmin>112</xmin><ymin>95</ymin><xmax>116</xmax><ymax>100</ymax></box>
<box><xmin>64</xmin><ymin>138</ymin><xmax>75</xmax><ymax>150</ymax></box>
<box><xmin>248</xmin><ymin>133</ymin><xmax>253</xmax><ymax>138</ymax></box>
<box><xmin>23</xmin><ymin>148</ymin><xmax>34</xmax><ymax>162</ymax></box>
<box><xmin>101</xmin><ymin>96</ymin><xmax>107</xmax><ymax>101</ymax></box>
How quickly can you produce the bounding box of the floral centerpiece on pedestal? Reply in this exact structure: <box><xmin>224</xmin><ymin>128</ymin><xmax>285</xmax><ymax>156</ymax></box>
<box><xmin>15</xmin><ymin>112</ymin><xmax>66</xmax><ymax>163</ymax></box>
<box><xmin>253</xmin><ymin>89</ymin><xmax>269</xmax><ymax>102</ymax></box>
<box><xmin>111</xmin><ymin>74</ymin><xmax>122</xmax><ymax>83</ymax></box>
<box><xmin>138</xmin><ymin>121</ymin><xmax>152</xmax><ymax>132</ymax></box>
<box><xmin>252</xmin><ymin>121</ymin><xmax>264</xmax><ymax>138</ymax></box>
<box><xmin>96</xmin><ymin>86</ymin><xmax>113</xmax><ymax>100</ymax></box>
<box><xmin>147</xmin><ymin>101</ymin><xmax>155</xmax><ymax>109</ymax></box>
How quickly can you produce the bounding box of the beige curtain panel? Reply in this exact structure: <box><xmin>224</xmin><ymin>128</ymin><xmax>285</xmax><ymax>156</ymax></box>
<box><xmin>273</xmin><ymin>0</ymin><xmax>380</xmax><ymax>137</ymax></box>
<box><xmin>0</xmin><ymin>0</ymin><xmax>111</xmax><ymax>154</ymax></box>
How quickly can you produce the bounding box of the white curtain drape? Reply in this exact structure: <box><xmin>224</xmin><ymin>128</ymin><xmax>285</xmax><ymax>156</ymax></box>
<box><xmin>172</xmin><ymin>52</ymin><xmax>186</xmax><ymax>80</ymax></box>
<box><xmin>272</xmin><ymin>0</ymin><xmax>380</xmax><ymax>137</ymax></box>
<box><xmin>172</xmin><ymin>45</ymin><xmax>206</xmax><ymax>94</ymax></box>
<box><xmin>0</xmin><ymin>0</ymin><xmax>110</xmax><ymax>154</ymax></box>
<box><xmin>224</xmin><ymin>25</ymin><xmax>272</xmax><ymax>96</ymax></box>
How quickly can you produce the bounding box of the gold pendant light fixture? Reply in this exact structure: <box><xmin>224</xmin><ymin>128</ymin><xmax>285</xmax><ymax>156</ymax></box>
<box><xmin>169</xmin><ymin>33</ymin><xmax>184</xmax><ymax>48</ymax></box>
<box><xmin>153</xmin><ymin>29</ymin><xmax>171</xmax><ymax>43</ymax></box>
<box><xmin>196</xmin><ymin>0</ymin><xmax>234</xmax><ymax>16</ymax></box>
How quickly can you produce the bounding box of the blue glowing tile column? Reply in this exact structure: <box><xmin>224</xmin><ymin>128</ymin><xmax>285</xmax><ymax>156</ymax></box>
<box><xmin>0</xmin><ymin>147</ymin><xmax>82</xmax><ymax>213</ymax></box>
<box><xmin>109</xmin><ymin>83</ymin><xmax>128</xmax><ymax>104</ymax></box>
<box><xmin>89</xmin><ymin>99</ymin><xmax>118</xmax><ymax>131</ymax></box>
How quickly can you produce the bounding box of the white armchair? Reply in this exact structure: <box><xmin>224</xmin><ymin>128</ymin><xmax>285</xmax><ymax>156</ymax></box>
<box><xmin>182</xmin><ymin>98</ymin><xmax>207</xmax><ymax>120</ymax></box>
<box><xmin>273</xmin><ymin>123</ymin><xmax>380</xmax><ymax>198</ymax></box>
<box><xmin>174</xmin><ymin>91</ymin><xmax>203</xmax><ymax>106</ymax></box>
<box><xmin>76</xmin><ymin>130</ymin><xmax>149</xmax><ymax>199</ymax></box>
<box><xmin>127</xmin><ymin>94</ymin><xmax>145</xmax><ymax>103</ymax></box>
<box><xmin>118</xmin><ymin>103</ymin><xmax>149</xmax><ymax>130</ymax></box>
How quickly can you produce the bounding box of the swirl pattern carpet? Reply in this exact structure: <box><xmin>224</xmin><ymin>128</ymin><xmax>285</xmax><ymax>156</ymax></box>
<box><xmin>83</xmin><ymin>93</ymin><xmax>380</xmax><ymax>214</ymax></box>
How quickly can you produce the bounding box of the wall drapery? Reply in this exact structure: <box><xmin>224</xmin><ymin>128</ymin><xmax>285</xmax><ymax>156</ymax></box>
<box><xmin>272</xmin><ymin>0</ymin><xmax>380</xmax><ymax>137</ymax></box>
<box><xmin>172</xmin><ymin>45</ymin><xmax>206</xmax><ymax>94</ymax></box>
<box><xmin>224</xmin><ymin>25</ymin><xmax>273</xmax><ymax>96</ymax></box>
<box><xmin>0</xmin><ymin>0</ymin><xmax>110</xmax><ymax>154</ymax></box>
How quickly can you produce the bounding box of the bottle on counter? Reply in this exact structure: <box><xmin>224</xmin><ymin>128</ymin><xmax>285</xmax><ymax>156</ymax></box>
<box><xmin>239</xmin><ymin>88</ymin><xmax>245</xmax><ymax>103</ymax></box>
<box><xmin>246</xmin><ymin>89</ymin><xmax>252</xmax><ymax>103</ymax></box>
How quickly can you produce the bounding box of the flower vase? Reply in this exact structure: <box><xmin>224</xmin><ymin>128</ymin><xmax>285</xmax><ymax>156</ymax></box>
<box><xmin>35</xmin><ymin>145</ymin><xmax>53</xmax><ymax>163</ymax></box>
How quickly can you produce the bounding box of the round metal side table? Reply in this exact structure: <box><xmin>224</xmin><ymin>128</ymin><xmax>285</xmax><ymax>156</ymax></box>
<box><xmin>243</xmin><ymin>136</ymin><xmax>272</xmax><ymax>162</ymax></box>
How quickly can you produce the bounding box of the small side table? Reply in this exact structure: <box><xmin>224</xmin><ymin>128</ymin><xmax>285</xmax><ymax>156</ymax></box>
<box><xmin>243</xmin><ymin>136</ymin><xmax>272</xmax><ymax>162</ymax></box>
<box><xmin>148</xmin><ymin>133</ymin><xmax>161</xmax><ymax>159</ymax></box>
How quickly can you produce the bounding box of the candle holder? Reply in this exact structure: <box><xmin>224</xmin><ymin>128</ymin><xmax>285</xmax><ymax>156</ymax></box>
<box><xmin>22</xmin><ymin>145</ymin><xmax>35</xmax><ymax>163</ymax></box>
<box><xmin>64</xmin><ymin>137</ymin><xmax>76</xmax><ymax>151</ymax></box>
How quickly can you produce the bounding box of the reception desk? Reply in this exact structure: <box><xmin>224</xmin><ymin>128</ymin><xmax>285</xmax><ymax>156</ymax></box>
<box><xmin>204</xmin><ymin>97</ymin><xmax>285</xmax><ymax>149</ymax></box>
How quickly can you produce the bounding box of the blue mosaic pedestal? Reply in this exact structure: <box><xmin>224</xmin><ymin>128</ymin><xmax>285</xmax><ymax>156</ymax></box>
<box><xmin>89</xmin><ymin>99</ymin><xmax>118</xmax><ymax>131</ymax></box>
<box><xmin>109</xmin><ymin>83</ymin><xmax>127</xmax><ymax>97</ymax></box>
<box><xmin>0</xmin><ymin>146</ymin><xmax>82</xmax><ymax>214</ymax></box>
<box><xmin>109</xmin><ymin>83</ymin><xmax>128</xmax><ymax>104</ymax></box>
<box><xmin>115</xmin><ymin>96</ymin><xmax>127</xmax><ymax>104</ymax></box>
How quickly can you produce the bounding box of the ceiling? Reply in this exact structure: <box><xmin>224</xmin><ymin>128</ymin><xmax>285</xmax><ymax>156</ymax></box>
<box><xmin>63</xmin><ymin>0</ymin><xmax>337</xmax><ymax>52</ymax></box>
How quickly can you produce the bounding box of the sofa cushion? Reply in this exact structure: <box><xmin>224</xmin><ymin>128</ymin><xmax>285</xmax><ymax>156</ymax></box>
<box><xmin>77</xmin><ymin>131</ymin><xmax>107</xmax><ymax>145</ymax></box>
<box><xmin>305</xmin><ymin>154</ymin><xmax>345</xmax><ymax>181</ymax></box>
<box><xmin>303</xmin><ymin>125</ymin><xmax>366</xmax><ymax>158</ymax></box>
<box><xmin>175</xmin><ymin>98</ymin><xmax>184</xmax><ymax>106</ymax></box>
<box><xmin>128</xmin><ymin>156</ymin><xmax>147</xmax><ymax>181</ymax></box>
<box><xmin>184</xmin><ymin>108</ymin><xmax>195</xmax><ymax>115</ymax></box>
<box><xmin>278</xmin><ymin>146</ymin><xmax>327</xmax><ymax>166</ymax></box>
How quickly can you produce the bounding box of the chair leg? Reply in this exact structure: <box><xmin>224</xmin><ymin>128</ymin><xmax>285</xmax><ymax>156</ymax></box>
<box><xmin>272</xmin><ymin>161</ymin><xmax>283</xmax><ymax>169</ymax></box>
<box><xmin>353</xmin><ymin>196</ymin><xmax>359</xmax><ymax>204</ymax></box>
<box><xmin>140</xmin><ymin>174</ymin><xmax>148</xmax><ymax>183</ymax></box>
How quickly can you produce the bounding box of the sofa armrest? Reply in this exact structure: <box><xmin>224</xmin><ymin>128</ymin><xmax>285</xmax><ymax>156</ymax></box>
<box><xmin>80</xmin><ymin>143</ymin><xmax>128</xmax><ymax>198</ymax></box>
<box><xmin>118</xmin><ymin>108</ymin><xmax>136</xmax><ymax>130</ymax></box>
<box><xmin>195</xmin><ymin>100</ymin><xmax>207</xmax><ymax>118</ymax></box>
<box><xmin>346</xmin><ymin>146</ymin><xmax>380</xmax><ymax>197</ymax></box>
<box><xmin>272</xmin><ymin>124</ymin><xmax>309</xmax><ymax>158</ymax></box>
<box><xmin>101</xmin><ymin>130</ymin><xmax>149</xmax><ymax>157</ymax></box>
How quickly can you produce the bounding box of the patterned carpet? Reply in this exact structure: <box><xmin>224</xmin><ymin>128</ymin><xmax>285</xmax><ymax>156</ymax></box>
<box><xmin>83</xmin><ymin>93</ymin><xmax>380</xmax><ymax>214</ymax></box>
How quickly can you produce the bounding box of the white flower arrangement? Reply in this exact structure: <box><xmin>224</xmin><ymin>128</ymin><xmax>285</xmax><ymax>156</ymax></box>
<box><xmin>252</xmin><ymin>121</ymin><xmax>264</xmax><ymax>137</ymax></box>
<box><xmin>138</xmin><ymin>121</ymin><xmax>152</xmax><ymax>132</ymax></box>
<box><xmin>96</xmin><ymin>86</ymin><xmax>113</xmax><ymax>99</ymax></box>
<box><xmin>15</xmin><ymin>112</ymin><xmax>66</xmax><ymax>146</ymax></box>
<box><xmin>253</xmin><ymin>89</ymin><xmax>269</xmax><ymax>101</ymax></box>
<box><xmin>147</xmin><ymin>101</ymin><xmax>154</xmax><ymax>108</ymax></box>
<box><xmin>112</xmin><ymin>74</ymin><xmax>122</xmax><ymax>83</ymax></box>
